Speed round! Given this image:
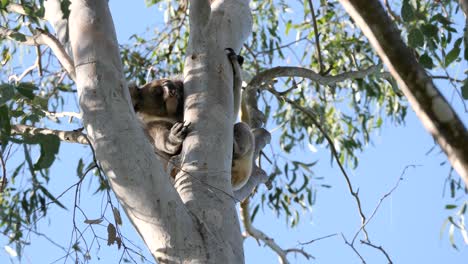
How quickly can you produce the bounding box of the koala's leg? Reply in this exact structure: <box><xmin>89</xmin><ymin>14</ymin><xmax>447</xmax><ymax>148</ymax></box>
<box><xmin>225</xmin><ymin>48</ymin><xmax>243</xmax><ymax>121</ymax></box>
<box><xmin>232</xmin><ymin>122</ymin><xmax>254</xmax><ymax>190</ymax></box>
<box><xmin>146</xmin><ymin>121</ymin><xmax>189</xmax><ymax>155</ymax></box>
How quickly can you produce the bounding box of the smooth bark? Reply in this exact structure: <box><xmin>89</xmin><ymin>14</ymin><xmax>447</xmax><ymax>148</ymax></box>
<box><xmin>69</xmin><ymin>0</ymin><xmax>206</xmax><ymax>262</ymax></box>
<box><xmin>69</xmin><ymin>0</ymin><xmax>252</xmax><ymax>262</ymax></box>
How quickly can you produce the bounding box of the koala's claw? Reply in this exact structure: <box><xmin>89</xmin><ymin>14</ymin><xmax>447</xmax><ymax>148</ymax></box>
<box><xmin>169</xmin><ymin>121</ymin><xmax>190</xmax><ymax>143</ymax></box>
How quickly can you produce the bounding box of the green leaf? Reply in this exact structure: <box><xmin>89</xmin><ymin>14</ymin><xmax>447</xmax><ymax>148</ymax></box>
<box><xmin>250</xmin><ymin>204</ymin><xmax>259</xmax><ymax>222</ymax></box>
<box><xmin>408</xmin><ymin>28</ymin><xmax>424</xmax><ymax>48</ymax></box>
<box><xmin>285</xmin><ymin>20</ymin><xmax>292</xmax><ymax>35</ymax></box>
<box><xmin>0</xmin><ymin>105</ymin><xmax>11</xmax><ymax>140</ymax></box>
<box><xmin>445</xmin><ymin>204</ymin><xmax>457</xmax><ymax>210</ymax></box>
<box><xmin>76</xmin><ymin>158</ymin><xmax>85</xmax><ymax>178</ymax></box>
<box><xmin>462</xmin><ymin>79</ymin><xmax>468</xmax><ymax>100</ymax></box>
<box><xmin>0</xmin><ymin>83</ymin><xmax>15</xmax><ymax>105</ymax></box>
<box><xmin>401</xmin><ymin>0</ymin><xmax>414</xmax><ymax>22</ymax></box>
<box><xmin>0</xmin><ymin>0</ymin><xmax>9</xmax><ymax>9</ymax></box>
<box><xmin>431</xmin><ymin>14</ymin><xmax>451</xmax><ymax>25</ymax></box>
<box><xmin>16</xmin><ymin>83</ymin><xmax>37</xmax><ymax>100</ymax></box>
<box><xmin>8</xmin><ymin>32</ymin><xmax>27</xmax><ymax>42</ymax></box>
<box><xmin>421</xmin><ymin>24</ymin><xmax>438</xmax><ymax>40</ymax></box>
<box><xmin>38</xmin><ymin>185</ymin><xmax>66</xmax><ymax>209</ymax></box>
<box><xmin>419</xmin><ymin>53</ymin><xmax>434</xmax><ymax>69</ymax></box>
<box><xmin>33</xmin><ymin>134</ymin><xmax>60</xmax><ymax>170</ymax></box>
<box><xmin>60</xmin><ymin>0</ymin><xmax>71</xmax><ymax>19</ymax></box>
<box><xmin>445</xmin><ymin>46</ymin><xmax>460</xmax><ymax>66</ymax></box>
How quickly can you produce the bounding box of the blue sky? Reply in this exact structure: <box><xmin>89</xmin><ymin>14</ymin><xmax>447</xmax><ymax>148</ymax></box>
<box><xmin>1</xmin><ymin>1</ymin><xmax>467</xmax><ymax>263</ymax></box>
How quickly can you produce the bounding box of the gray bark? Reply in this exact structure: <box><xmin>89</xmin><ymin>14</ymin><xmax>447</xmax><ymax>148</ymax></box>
<box><xmin>68</xmin><ymin>0</ymin><xmax>252</xmax><ymax>262</ymax></box>
<box><xmin>339</xmin><ymin>0</ymin><xmax>468</xmax><ymax>187</ymax></box>
<box><xmin>44</xmin><ymin>0</ymin><xmax>69</xmax><ymax>47</ymax></box>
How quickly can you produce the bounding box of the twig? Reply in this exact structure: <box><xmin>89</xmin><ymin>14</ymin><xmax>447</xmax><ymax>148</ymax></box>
<box><xmin>0</xmin><ymin>26</ymin><xmax>76</xmax><ymax>81</ymax></box>
<box><xmin>35</xmin><ymin>45</ymin><xmax>43</xmax><ymax>76</ymax></box>
<box><xmin>352</xmin><ymin>165</ymin><xmax>417</xmax><ymax>244</ymax></box>
<box><xmin>8</xmin><ymin>62</ymin><xmax>39</xmax><ymax>83</ymax></box>
<box><xmin>307</xmin><ymin>0</ymin><xmax>324</xmax><ymax>74</ymax></box>
<box><xmin>431</xmin><ymin>75</ymin><xmax>463</xmax><ymax>83</ymax></box>
<box><xmin>341</xmin><ymin>233</ymin><xmax>366</xmax><ymax>264</ymax></box>
<box><xmin>383</xmin><ymin>0</ymin><xmax>400</xmax><ymax>21</ymax></box>
<box><xmin>6</xmin><ymin>4</ymin><xmax>28</xmax><ymax>16</ymax></box>
<box><xmin>240</xmin><ymin>198</ymin><xmax>311</xmax><ymax>264</ymax></box>
<box><xmin>360</xmin><ymin>240</ymin><xmax>393</xmax><ymax>263</ymax></box>
<box><xmin>11</xmin><ymin>124</ymin><xmax>88</xmax><ymax>144</ymax></box>
<box><xmin>254</xmin><ymin>37</ymin><xmax>308</xmax><ymax>56</ymax></box>
<box><xmin>299</xmin><ymin>233</ymin><xmax>338</xmax><ymax>245</ymax></box>
<box><xmin>0</xmin><ymin>153</ymin><xmax>6</xmax><ymax>193</ymax></box>
<box><xmin>44</xmin><ymin>111</ymin><xmax>82</xmax><ymax>120</ymax></box>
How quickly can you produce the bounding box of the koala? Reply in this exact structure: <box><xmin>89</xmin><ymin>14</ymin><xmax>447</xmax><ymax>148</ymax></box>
<box><xmin>231</xmin><ymin>122</ymin><xmax>254</xmax><ymax>190</ymax></box>
<box><xmin>129</xmin><ymin>79</ymin><xmax>189</xmax><ymax>166</ymax></box>
<box><xmin>129</xmin><ymin>49</ymin><xmax>254</xmax><ymax>191</ymax></box>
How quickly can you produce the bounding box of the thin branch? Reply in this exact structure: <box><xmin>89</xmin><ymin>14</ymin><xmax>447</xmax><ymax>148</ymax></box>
<box><xmin>240</xmin><ymin>198</ymin><xmax>310</xmax><ymax>264</ymax></box>
<box><xmin>8</xmin><ymin>62</ymin><xmax>39</xmax><ymax>83</ymax></box>
<box><xmin>35</xmin><ymin>45</ymin><xmax>43</xmax><ymax>76</ymax></box>
<box><xmin>0</xmin><ymin>153</ymin><xmax>6</xmax><ymax>193</ymax></box>
<box><xmin>432</xmin><ymin>75</ymin><xmax>464</xmax><ymax>83</ymax></box>
<box><xmin>341</xmin><ymin>233</ymin><xmax>366</xmax><ymax>264</ymax></box>
<box><xmin>299</xmin><ymin>233</ymin><xmax>338</xmax><ymax>245</ymax></box>
<box><xmin>383</xmin><ymin>0</ymin><xmax>400</xmax><ymax>21</ymax></box>
<box><xmin>307</xmin><ymin>0</ymin><xmax>324</xmax><ymax>73</ymax></box>
<box><xmin>6</xmin><ymin>3</ymin><xmax>28</xmax><ymax>16</ymax></box>
<box><xmin>11</xmin><ymin>124</ymin><xmax>87</xmax><ymax>144</ymax></box>
<box><xmin>44</xmin><ymin>111</ymin><xmax>82</xmax><ymax>120</ymax></box>
<box><xmin>360</xmin><ymin>240</ymin><xmax>393</xmax><ymax>263</ymax></box>
<box><xmin>249</xmin><ymin>64</ymin><xmax>384</xmax><ymax>87</ymax></box>
<box><xmin>352</xmin><ymin>165</ymin><xmax>417</xmax><ymax>245</ymax></box>
<box><xmin>254</xmin><ymin>37</ymin><xmax>308</xmax><ymax>56</ymax></box>
<box><xmin>0</xmin><ymin>27</ymin><xmax>76</xmax><ymax>81</ymax></box>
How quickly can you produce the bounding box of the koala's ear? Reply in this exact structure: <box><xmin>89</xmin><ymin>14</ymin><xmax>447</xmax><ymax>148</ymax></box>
<box><xmin>128</xmin><ymin>83</ymin><xmax>141</xmax><ymax>110</ymax></box>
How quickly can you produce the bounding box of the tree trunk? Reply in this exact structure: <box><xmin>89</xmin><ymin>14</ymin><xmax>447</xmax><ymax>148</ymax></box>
<box><xmin>68</xmin><ymin>0</ymin><xmax>251</xmax><ymax>262</ymax></box>
<box><xmin>339</xmin><ymin>0</ymin><xmax>468</xmax><ymax>186</ymax></box>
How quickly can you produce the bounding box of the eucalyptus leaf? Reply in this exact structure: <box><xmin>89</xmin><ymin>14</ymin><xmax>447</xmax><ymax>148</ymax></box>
<box><xmin>0</xmin><ymin>83</ymin><xmax>15</xmax><ymax>105</ymax></box>
<box><xmin>32</xmin><ymin>134</ymin><xmax>60</xmax><ymax>170</ymax></box>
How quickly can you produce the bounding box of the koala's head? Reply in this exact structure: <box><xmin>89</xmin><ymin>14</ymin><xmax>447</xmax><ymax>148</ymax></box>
<box><xmin>129</xmin><ymin>79</ymin><xmax>184</xmax><ymax>118</ymax></box>
<box><xmin>233</xmin><ymin>122</ymin><xmax>254</xmax><ymax>158</ymax></box>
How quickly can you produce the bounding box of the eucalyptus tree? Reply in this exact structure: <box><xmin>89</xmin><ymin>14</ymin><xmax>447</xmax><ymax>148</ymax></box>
<box><xmin>0</xmin><ymin>0</ymin><xmax>466</xmax><ymax>263</ymax></box>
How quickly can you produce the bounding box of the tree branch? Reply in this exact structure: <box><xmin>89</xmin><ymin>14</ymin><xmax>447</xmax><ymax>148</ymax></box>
<box><xmin>250</xmin><ymin>65</ymin><xmax>384</xmax><ymax>87</ymax></box>
<box><xmin>11</xmin><ymin>124</ymin><xmax>88</xmax><ymax>144</ymax></box>
<box><xmin>5</xmin><ymin>3</ymin><xmax>28</xmax><ymax>16</ymax></box>
<box><xmin>307</xmin><ymin>0</ymin><xmax>324</xmax><ymax>73</ymax></box>
<box><xmin>0</xmin><ymin>27</ymin><xmax>76</xmax><ymax>81</ymax></box>
<box><xmin>339</xmin><ymin>0</ymin><xmax>468</xmax><ymax>187</ymax></box>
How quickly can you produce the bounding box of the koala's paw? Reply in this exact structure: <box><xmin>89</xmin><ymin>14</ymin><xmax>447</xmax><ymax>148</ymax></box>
<box><xmin>169</xmin><ymin>121</ymin><xmax>191</xmax><ymax>144</ymax></box>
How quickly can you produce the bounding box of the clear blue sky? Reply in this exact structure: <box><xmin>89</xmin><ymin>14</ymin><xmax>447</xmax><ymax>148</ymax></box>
<box><xmin>1</xmin><ymin>1</ymin><xmax>467</xmax><ymax>263</ymax></box>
